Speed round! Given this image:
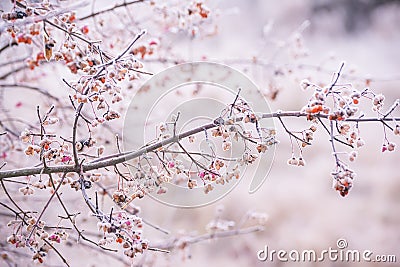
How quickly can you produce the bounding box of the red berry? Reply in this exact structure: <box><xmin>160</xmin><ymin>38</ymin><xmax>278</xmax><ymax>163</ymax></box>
<box><xmin>81</xmin><ymin>25</ymin><xmax>89</xmax><ymax>34</ymax></box>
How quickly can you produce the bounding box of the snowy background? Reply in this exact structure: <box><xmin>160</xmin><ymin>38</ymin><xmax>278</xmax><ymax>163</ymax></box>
<box><xmin>0</xmin><ymin>0</ymin><xmax>399</xmax><ymax>266</ymax></box>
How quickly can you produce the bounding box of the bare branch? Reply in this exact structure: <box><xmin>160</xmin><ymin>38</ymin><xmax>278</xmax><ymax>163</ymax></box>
<box><xmin>0</xmin><ymin>111</ymin><xmax>397</xmax><ymax>179</ymax></box>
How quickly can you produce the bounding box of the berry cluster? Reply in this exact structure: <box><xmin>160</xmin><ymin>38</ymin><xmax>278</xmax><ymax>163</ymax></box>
<box><xmin>97</xmin><ymin>211</ymin><xmax>149</xmax><ymax>259</ymax></box>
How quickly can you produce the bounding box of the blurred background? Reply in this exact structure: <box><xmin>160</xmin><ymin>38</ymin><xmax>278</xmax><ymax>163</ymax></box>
<box><xmin>0</xmin><ymin>0</ymin><xmax>399</xmax><ymax>266</ymax></box>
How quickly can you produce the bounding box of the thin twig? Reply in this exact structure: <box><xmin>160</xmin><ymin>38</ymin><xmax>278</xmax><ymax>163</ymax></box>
<box><xmin>329</xmin><ymin>121</ymin><xmax>340</xmax><ymax>167</ymax></box>
<box><xmin>151</xmin><ymin>226</ymin><xmax>264</xmax><ymax>251</ymax></box>
<box><xmin>277</xmin><ymin>116</ymin><xmax>310</xmax><ymax>145</ymax></box>
<box><xmin>317</xmin><ymin>117</ymin><xmax>353</xmax><ymax>148</ymax></box>
<box><xmin>26</xmin><ymin>173</ymin><xmax>66</xmax><ymax>242</ymax></box>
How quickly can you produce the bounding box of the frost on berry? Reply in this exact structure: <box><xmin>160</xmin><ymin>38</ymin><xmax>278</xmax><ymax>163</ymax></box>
<box><xmin>372</xmin><ymin>94</ymin><xmax>385</xmax><ymax>111</ymax></box>
<box><xmin>19</xmin><ymin>186</ymin><xmax>34</xmax><ymax>195</ymax></box>
<box><xmin>300</xmin><ymin>79</ymin><xmax>311</xmax><ymax>90</ymax></box>
<box><xmin>348</xmin><ymin>151</ymin><xmax>358</xmax><ymax>162</ymax></box>
<box><xmin>332</xmin><ymin>167</ymin><xmax>355</xmax><ymax>197</ymax></box>
<box><xmin>19</xmin><ymin>129</ymin><xmax>32</xmax><ymax>143</ymax></box>
<box><xmin>387</xmin><ymin>142</ymin><xmax>396</xmax><ymax>152</ymax></box>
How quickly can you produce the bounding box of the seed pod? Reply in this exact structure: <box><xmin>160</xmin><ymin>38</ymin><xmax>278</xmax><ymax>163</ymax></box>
<box><xmin>44</xmin><ymin>35</ymin><xmax>55</xmax><ymax>61</ymax></box>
